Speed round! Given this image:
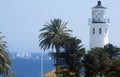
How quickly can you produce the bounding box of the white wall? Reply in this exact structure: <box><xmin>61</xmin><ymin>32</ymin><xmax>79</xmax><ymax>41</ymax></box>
<box><xmin>89</xmin><ymin>23</ymin><xmax>109</xmax><ymax>49</ymax></box>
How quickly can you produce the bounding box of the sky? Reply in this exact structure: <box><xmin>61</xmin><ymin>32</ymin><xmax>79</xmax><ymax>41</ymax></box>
<box><xmin>0</xmin><ymin>0</ymin><xmax>120</xmax><ymax>52</ymax></box>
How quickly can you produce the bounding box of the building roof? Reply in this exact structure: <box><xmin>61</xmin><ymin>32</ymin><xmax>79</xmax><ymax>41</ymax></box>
<box><xmin>44</xmin><ymin>69</ymin><xmax>84</xmax><ymax>77</ymax></box>
<box><xmin>44</xmin><ymin>69</ymin><xmax>56</xmax><ymax>77</ymax></box>
<box><xmin>92</xmin><ymin>0</ymin><xmax>107</xmax><ymax>9</ymax></box>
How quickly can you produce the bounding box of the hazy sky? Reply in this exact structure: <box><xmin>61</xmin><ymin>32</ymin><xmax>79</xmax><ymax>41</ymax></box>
<box><xmin>0</xmin><ymin>0</ymin><xmax>120</xmax><ymax>52</ymax></box>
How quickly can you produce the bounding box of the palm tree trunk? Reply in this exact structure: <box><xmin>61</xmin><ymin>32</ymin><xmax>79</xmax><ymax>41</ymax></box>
<box><xmin>55</xmin><ymin>45</ymin><xmax>60</xmax><ymax>75</ymax></box>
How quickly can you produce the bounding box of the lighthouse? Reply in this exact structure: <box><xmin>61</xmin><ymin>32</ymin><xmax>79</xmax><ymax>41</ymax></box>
<box><xmin>89</xmin><ymin>0</ymin><xmax>110</xmax><ymax>49</ymax></box>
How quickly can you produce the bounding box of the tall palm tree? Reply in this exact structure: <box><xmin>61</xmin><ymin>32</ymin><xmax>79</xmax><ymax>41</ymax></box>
<box><xmin>39</xmin><ymin>19</ymin><xmax>72</xmax><ymax>73</ymax></box>
<box><xmin>0</xmin><ymin>32</ymin><xmax>11</xmax><ymax>76</ymax></box>
<box><xmin>39</xmin><ymin>19</ymin><xmax>72</xmax><ymax>50</ymax></box>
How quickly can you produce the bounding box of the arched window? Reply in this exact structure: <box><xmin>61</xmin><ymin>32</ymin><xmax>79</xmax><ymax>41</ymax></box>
<box><xmin>93</xmin><ymin>28</ymin><xmax>95</xmax><ymax>34</ymax></box>
<box><xmin>99</xmin><ymin>28</ymin><xmax>102</xmax><ymax>34</ymax></box>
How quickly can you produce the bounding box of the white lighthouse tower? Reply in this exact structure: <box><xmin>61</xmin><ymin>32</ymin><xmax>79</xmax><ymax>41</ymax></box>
<box><xmin>89</xmin><ymin>0</ymin><xmax>110</xmax><ymax>49</ymax></box>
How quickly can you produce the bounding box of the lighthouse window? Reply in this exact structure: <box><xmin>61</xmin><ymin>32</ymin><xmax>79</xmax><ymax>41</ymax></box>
<box><xmin>105</xmin><ymin>28</ymin><xmax>107</xmax><ymax>34</ymax></box>
<box><xmin>93</xmin><ymin>28</ymin><xmax>95</xmax><ymax>34</ymax></box>
<box><xmin>99</xmin><ymin>28</ymin><xmax>102</xmax><ymax>34</ymax></box>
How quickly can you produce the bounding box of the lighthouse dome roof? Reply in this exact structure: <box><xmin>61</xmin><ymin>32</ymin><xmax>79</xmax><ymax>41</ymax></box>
<box><xmin>92</xmin><ymin>1</ymin><xmax>107</xmax><ymax>9</ymax></box>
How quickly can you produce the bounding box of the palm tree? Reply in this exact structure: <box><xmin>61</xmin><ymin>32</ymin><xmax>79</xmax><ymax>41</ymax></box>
<box><xmin>39</xmin><ymin>19</ymin><xmax>72</xmax><ymax>73</ymax></box>
<box><xmin>0</xmin><ymin>32</ymin><xmax>11</xmax><ymax>76</ymax></box>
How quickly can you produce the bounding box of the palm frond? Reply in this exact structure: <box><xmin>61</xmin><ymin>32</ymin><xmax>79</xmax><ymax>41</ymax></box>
<box><xmin>0</xmin><ymin>33</ymin><xmax>11</xmax><ymax>75</ymax></box>
<box><xmin>39</xmin><ymin>19</ymin><xmax>72</xmax><ymax>52</ymax></box>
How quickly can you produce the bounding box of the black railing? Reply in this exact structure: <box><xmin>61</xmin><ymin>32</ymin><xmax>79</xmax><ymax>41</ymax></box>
<box><xmin>88</xmin><ymin>18</ymin><xmax>110</xmax><ymax>24</ymax></box>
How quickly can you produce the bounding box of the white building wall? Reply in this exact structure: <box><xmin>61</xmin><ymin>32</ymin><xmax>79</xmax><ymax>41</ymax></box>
<box><xmin>89</xmin><ymin>23</ymin><xmax>109</xmax><ymax>49</ymax></box>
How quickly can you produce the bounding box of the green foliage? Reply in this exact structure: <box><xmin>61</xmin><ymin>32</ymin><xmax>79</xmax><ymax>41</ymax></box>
<box><xmin>4</xmin><ymin>72</ymin><xmax>16</xmax><ymax>77</ymax></box>
<box><xmin>56</xmin><ymin>66</ymin><xmax>69</xmax><ymax>77</ymax></box>
<box><xmin>56</xmin><ymin>66</ymin><xmax>76</xmax><ymax>77</ymax></box>
<box><xmin>39</xmin><ymin>19</ymin><xmax>72</xmax><ymax>74</ymax></box>
<box><xmin>39</xmin><ymin>19</ymin><xmax>72</xmax><ymax>51</ymax></box>
<box><xmin>84</xmin><ymin>47</ymin><xmax>111</xmax><ymax>77</ymax></box>
<box><xmin>106</xmin><ymin>58</ymin><xmax>120</xmax><ymax>77</ymax></box>
<box><xmin>84</xmin><ymin>46</ymin><xmax>120</xmax><ymax>77</ymax></box>
<box><xmin>61</xmin><ymin>37</ymin><xmax>85</xmax><ymax>71</ymax></box>
<box><xmin>0</xmin><ymin>32</ymin><xmax>11</xmax><ymax>76</ymax></box>
<box><xmin>104</xmin><ymin>44</ymin><xmax>120</xmax><ymax>59</ymax></box>
<box><xmin>39</xmin><ymin>19</ymin><xmax>120</xmax><ymax>77</ymax></box>
<box><xmin>50</xmin><ymin>37</ymin><xmax>85</xmax><ymax>77</ymax></box>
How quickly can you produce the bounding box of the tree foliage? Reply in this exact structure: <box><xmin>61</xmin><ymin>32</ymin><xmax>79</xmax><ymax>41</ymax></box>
<box><xmin>104</xmin><ymin>44</ymin><xmax>120</xmax><ymax>59</ymax></box>
<box><xmin>50</xmin><ymin>37</ymin><xmax>85</xmax><ymax>77</ymax></box>
<box><xmin>0</xmin><ymin>32</ymin><xmax>11</xmax><ymax>76</ymax></box>
<box><xmin>106</xmin><ymin>58</ymin><xmax>120</xmax><ymax>77</ymax></box>
<box><xmin>39</xmin><ymin>19</ymin><xmax>72</xmax><ymax>51</ymax></box>
<box><xmin>39</xmin><ymin>19</ymin><xmax>72</xmax><ymax>74</ymax></box>
<box><xmin>39</xmin><ymin>19</ymin><xmax>120</xmax><ymax>77</ymax></box>
<box><xmin>84</xmin><ymin>48</ymin><xmax>111</xmax><ymax>77</ymax></box>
